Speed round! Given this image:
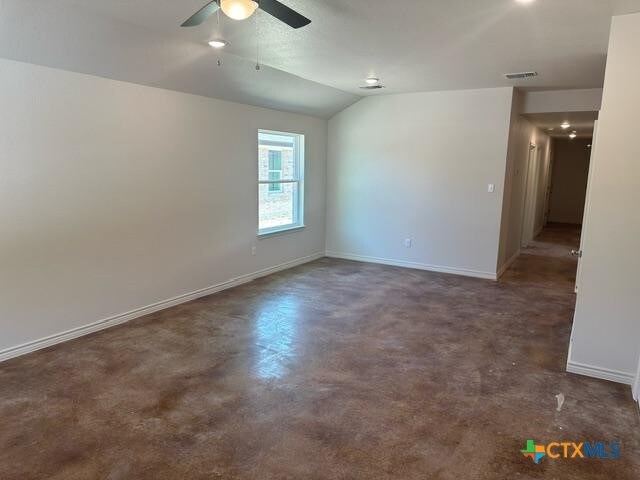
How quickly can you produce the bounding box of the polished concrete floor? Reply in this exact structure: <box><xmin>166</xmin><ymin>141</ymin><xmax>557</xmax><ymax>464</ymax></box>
<box><xmin>1</xmin><ymin>224</ymin><xmax>638</xmax><ymax>479</ymax></box>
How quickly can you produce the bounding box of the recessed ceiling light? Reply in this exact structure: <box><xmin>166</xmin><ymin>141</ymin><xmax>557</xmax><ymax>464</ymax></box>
<box><xmin>516</xmin><ymin>0</ymin><xmax>536</xmax><ymax>4</ymax></box>
<box><xmin>208</xmin><ymin>39</ymin><xmax>229</xmax><ymax>49</ymax></box>
<box><xmin>569</xmin><ymin>133</ymin><xmax>577</xmax><ymax>139</ymax></box>
<box><xmin>365</xmin><ymin>77</ymin><xmax>380</xmax><ymax>85</ymax></box>
<box><xmin>561</xmin><ymin>122</ymin><xmax>571</xmax><ymax>129</ymax></box>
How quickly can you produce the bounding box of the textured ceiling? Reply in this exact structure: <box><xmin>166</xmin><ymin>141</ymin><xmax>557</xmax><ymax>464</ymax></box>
<box><xmin>2</xmin><ymin>0</ymin><xmax>640</xmax><ymax>117</ymax></box>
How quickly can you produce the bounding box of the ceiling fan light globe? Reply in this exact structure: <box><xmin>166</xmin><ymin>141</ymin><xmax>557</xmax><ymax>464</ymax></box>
<box><xmin>220</xmin><ymin>0</ymin><xmax>258</xmax><ymax>20</ymax></box>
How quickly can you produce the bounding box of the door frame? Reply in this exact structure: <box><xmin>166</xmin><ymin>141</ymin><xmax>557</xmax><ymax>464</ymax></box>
<box><xmin>520</xmin><ymin>143</ymin><xmax>539</xmax><ymax>248</ymax></box>
<box><xmin>633</xmin><ymin>355</ymin><xmax>640</xmax><ymax>401</ymax></box>
<box><xmin>542</xmin><ymin>142</ymin><xmax>554</xmax><ymax>226</ymax></box>
<box><xmin>574</xmin><ymin>120</ymin><xmax>598</xmax><ymax>294</ymax></box>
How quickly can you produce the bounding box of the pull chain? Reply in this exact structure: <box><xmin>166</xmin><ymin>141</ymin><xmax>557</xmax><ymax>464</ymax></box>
<box><xmin>255</xmin><ymin>13</ymin><xmax>261</xmax><ymax>71</ymax></box>
<box><xmin>217</xmin><ymin>9</ymin><xmax>222</xmax><ymax>66</ymax></box>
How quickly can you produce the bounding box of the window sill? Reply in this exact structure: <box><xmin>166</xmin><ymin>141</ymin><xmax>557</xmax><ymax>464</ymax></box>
<box><xmin>258</xmin><ymin>225</ymin><xmax>306</xmax><ymax>239</ymax></box>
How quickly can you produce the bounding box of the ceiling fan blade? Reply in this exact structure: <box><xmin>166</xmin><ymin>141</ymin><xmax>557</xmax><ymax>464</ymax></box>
<box><xmin>259</xmin><ymin>0</ymin><xmax>311</xmax><ymax>29</ymax></box>
<box><xmin>181</xmin><ymin>1</ymin><xmax>219</xmax><ymax>27</ymax></box>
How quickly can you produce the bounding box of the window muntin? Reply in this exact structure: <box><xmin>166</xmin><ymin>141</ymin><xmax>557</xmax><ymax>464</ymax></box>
<box><xmin>258</xmin><ymin>130</ymin><xmax>304</xmax><ymax>235</ymax></box>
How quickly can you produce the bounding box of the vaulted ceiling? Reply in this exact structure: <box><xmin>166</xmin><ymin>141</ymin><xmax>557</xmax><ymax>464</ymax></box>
<box><xmin>1</xmin><ymin>0</ymin><xmax>640</xmax><ymax>118</ymax></box>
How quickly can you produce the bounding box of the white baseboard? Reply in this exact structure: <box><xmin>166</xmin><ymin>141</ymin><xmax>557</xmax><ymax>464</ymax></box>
<box><xmin>325</xmin><ymin>251</ymin><xmax>496</xmax><ymax>280</ymax></box>
<box><xmin>0</xmin><ymin>252</ymin><xmax>324</xmax><ymax>363</ymax></box>
<box><xmin>567</xmin><ymin>360</ymin><xmax>635</xmax><ymax>385</ymax></box>
<box><xmin>496</xmin><ymin>249</ymin><xmax>521</xmax><ymax>279</ymax></box>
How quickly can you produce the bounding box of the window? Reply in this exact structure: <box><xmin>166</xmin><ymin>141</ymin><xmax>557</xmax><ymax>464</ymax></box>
<box><xmin>258</xmin><ymin>130</ymin><xmax>304</xmax><ymax>235</ymax></box>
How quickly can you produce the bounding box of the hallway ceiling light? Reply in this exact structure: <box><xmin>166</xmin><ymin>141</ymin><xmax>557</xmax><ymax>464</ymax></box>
<box><xmin>516</xmin><ymin>0</ymin><xmax>536</xmax><ymax>4</ymax></box>
<box><xmin>365</xmin><ymin>77</ymin><xmax>380</xmax><ymax>85</ymax></box>
<box><xmin>569</xmin><ymin>133</ymin><xmax>577</xmax><ymax>139</ymax></box>
<box><xmin>561</xmin><ymin>122</ymin><xmax>571</xmax><ymax>129</ymax></box>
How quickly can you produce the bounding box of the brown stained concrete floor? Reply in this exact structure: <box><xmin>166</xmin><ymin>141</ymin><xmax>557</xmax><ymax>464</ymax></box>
<box><xmin>1</xmin><ymin>224</ymin><xmax>639</xmax><ymax>479</ymax></box>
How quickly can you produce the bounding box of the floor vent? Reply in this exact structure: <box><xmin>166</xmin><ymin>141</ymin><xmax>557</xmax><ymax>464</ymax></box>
<box><xmin>504</xmin><ymin>71</ymin><xmax>538</xmax><ymax>80</ymax></box>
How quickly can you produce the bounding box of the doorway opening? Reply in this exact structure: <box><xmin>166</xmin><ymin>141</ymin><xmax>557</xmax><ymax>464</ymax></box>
<box><xmin>516</xmin><ymin>111</ymin><xmax>598</xmax><ymax>290</ymax></box>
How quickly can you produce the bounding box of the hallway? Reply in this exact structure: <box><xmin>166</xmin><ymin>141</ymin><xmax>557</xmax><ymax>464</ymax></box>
<box><xmin>503</xmin><ymin>222</ymin><xmax>582</xmax><ymax>290</ymax></box>
<box><xmin>1</xmin><ymin>227</ymin><xmax>638</xmax><ymax>479</ymax></box>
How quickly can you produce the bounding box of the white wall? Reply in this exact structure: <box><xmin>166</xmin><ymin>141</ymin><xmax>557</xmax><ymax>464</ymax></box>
<box><xmin>533</xmin><ymin>138</ymin><xmax>553</xmax><ymax>235</ymax></box>
<box><xmin>0</xmin><ymin>58</ymin><xmax>327</xmax><ymax>356</ymax></box>
<box><xmin>521</xmin><ymin>126</ymin><xmax>553</xmax><ymax>244</ymax></box>
<box><xmin>326</xmin><ymin>88</ymin><xmax>514</xmax><ymax>279</ymax></box>
<box><xmin>497</xmin><ymin>92</ymin><xmax>552</xmax><ymax>272</ymax></box>
<box><xmin>567</xmin><ymin>12</ymin><xmax>640</xmax><ymax>385</ymax></box>
<box><xmin>548</xmin><ymin>138</ymin><xmax>592</xmax><ymax>225</ymax></box>
<box><xmin>523</xmin><ymin>89</ymin><xmax>603</xmax><ymax>114</ymax></box>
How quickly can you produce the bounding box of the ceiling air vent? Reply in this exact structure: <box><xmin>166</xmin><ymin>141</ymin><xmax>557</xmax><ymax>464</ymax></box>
<box><xmin>504</xmin><ymin>71</ymin><xmax>538</xmax><ymax>80</ymax></box>
<box><xmin>359</xmin><ymin>85</ymin><xmax>385</xmax><ymax>90</ymax></box>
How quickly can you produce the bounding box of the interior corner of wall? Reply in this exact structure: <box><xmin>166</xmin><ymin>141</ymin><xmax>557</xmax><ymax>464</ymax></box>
<box><xmin>511</xmin><ymin>88</ymin><xmax>526</xmax><ymax>114</ymax></box>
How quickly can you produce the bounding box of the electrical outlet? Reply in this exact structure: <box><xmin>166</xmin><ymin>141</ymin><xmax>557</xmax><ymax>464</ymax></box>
<box><xmin>251</xmin><ymin>246</ymin><xmax>257</xmax><ymax>256</ymax></box>
<box><xmin>404</xmin><ymin>238</ymin><xmax>412</xmax><ymax>248</ymax></box>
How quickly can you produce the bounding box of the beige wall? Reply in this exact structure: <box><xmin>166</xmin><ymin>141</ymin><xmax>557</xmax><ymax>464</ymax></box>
<box><xmin>567</xmin><ymin>12</ymin><xmax>640</xmax><ymax>384</ymax></box>
<box><xmin>0</xmin><ymin>58</ymin><xmax>327</xmax><ymax>356</ymax></box>
<box><xmin>497</xmin><ymin>90</ymin><xmax>552</xmax><ymax>273</ymax></box>
<box><xmin>533</xmin><ymin>138</ymin><xmax>553</xmax><ymax>234</ymax></box>
<box><xmin>326</xmin><ymin>87</ymin><xmax>514</xmax><ymax>279</ymax></box>
<box><xmin>548</xmin><ymin>138</ymin><xmax>592</xmax><ymax>225</ymax></box>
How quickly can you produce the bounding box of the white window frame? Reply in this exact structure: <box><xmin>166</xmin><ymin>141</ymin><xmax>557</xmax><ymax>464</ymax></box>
<box><xmin>258</xmin><ymin>129</ymin><xmax>305</xmax><ymax>236</ymax></box>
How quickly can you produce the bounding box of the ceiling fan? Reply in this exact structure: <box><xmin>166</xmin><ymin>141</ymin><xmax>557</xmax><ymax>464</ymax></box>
<box><xmin>181</xmin><ymin>0</ymin><xmax>311</xmax><ymax>29</ymax></box>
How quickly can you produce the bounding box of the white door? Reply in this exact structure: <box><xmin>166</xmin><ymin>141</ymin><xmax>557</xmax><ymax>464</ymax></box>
<box><xmin>573</xmin><ymin>120</ymin><xmax>598</xmax><ymax>293</ymax></box>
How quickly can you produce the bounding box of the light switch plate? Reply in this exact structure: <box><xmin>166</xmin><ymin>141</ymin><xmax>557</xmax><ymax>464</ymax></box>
<box><xmin>488</xmin><ymin>184</ymin><xmax>495</xmax><ymax>193</ymax></box>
